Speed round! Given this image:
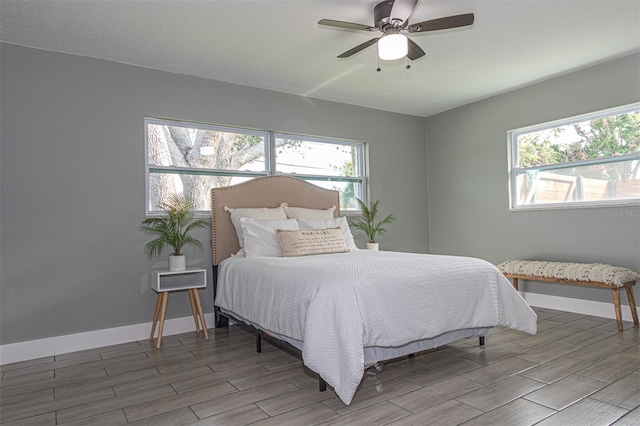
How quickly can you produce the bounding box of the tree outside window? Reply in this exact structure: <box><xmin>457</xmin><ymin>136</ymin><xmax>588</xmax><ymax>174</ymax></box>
<box><xmin>145</xmin><ymin>118</ymin><xmax>366</xmax><ymax>214</ymax></box>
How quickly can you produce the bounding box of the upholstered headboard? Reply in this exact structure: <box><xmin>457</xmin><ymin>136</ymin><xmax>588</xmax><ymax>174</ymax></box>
<box><xmin>210</xmin><ymin>175</ymin><xmax>341</xmax><ymax>265</ymax></box>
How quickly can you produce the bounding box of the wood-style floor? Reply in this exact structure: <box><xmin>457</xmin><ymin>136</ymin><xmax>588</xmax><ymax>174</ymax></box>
<box><xmin>1</xmin><ymin>306</ymin><xmax>639</xmax><ymax>425</ymax></box>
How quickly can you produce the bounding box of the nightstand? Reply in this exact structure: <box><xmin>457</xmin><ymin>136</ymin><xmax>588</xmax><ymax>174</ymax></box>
<box><xmin>150</xmin><ymin>268</ymin><xmax>209</xmax><ymax>348</ymax></box>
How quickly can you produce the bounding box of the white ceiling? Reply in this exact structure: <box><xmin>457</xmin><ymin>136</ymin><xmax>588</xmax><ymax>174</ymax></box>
<box><xmin>1</xmin><ymin>0</ymin><xmax>639</xmax><ymax>117</ymax></box>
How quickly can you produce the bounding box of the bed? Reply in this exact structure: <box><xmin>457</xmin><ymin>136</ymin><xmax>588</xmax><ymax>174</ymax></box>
<box><xmin>210</xmin><ymin>175</ymin><xmax>537</xmax><ymax>405</ymax></box>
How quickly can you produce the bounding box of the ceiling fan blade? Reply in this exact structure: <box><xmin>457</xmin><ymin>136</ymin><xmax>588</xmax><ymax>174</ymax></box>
<box><xmin>318</xmin><ymin>19</ymin><xmax>377</xmax><ymax>32</ymax></box>
<box><xmin>407</xmin><ymin>38</ymin><xmax>425</xmax><ymax>60</ymax></box>
<box><xmin>389</xmin><ymin>0</ymin><xmax>418</xmax><ymax>24</ymax></box>
<box><xmin>337</xmin><ymin>38</ymin><xmax>380</xmax><ymax>58</ymax></box>
<box><xmin>407</xmin><ymin>13</ymin><xmax>475</xmax><ymax>33</ymax></box>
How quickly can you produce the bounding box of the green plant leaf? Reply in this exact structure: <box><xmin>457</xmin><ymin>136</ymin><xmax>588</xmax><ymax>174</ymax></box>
<box><xmin>140</xmin><ymin>194</ymin><xmax>210</xmax><ymax>258</ymax></box>
<box><xmin>349</xmin><ymin>198</ymin><xmax>395</xmax><ymax>243</ymax></box>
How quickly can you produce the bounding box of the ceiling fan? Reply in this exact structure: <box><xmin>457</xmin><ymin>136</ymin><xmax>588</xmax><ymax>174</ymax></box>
<box><xmin>318</xmin><ymin>0</ymin><xmax>474</xmax><ymax>62</ymax></box>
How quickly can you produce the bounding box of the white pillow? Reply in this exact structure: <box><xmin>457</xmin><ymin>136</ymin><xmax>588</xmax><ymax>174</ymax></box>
<box><xmin>281</xmin><ymin>202</ymin><xmax>336</xmax><ymax>220</ymax></box>
<box><xmin>224</xmin><ymin>206</ymin><xmax>287</xmax><ymax>248</ymax></box>
<box><xmin>240</xmin><ymin>218</ymin><xmax>299</xmax><ymax>257</ymax></box>
<box><xmin>297</xmin><ymin>217</ymin><xmax>358</xmax><ymax>251</ymax></box>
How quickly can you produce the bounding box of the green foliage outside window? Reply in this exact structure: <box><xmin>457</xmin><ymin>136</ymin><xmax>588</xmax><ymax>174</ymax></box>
<box><xmin>517</xmin><ymin>111</ymin><xmax>640</xmax><ymax>182</ymax></box>
<box><xmin>511</xmin><ymin>106</ymin><xmax>640</xmax><ymax>207</ymax></box>
<box><xmin>518</xmin><ymin>112</ymin><xmax>640</xmax><ymax>169</ymax></box>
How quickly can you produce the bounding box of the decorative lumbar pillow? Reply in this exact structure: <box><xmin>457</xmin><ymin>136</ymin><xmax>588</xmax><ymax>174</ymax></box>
<box><xmin>225</xmin><ymin>206</ymin><xmax>287</xmax><ymax>248</ymax></box>
<box><xmin>276</xmin><ymin>227</ymin><xmax>349</xmax><ymax>257</ymax></box>
<box><xmin>297</xmin><ymin>217</ymin><xmax>358</xmax><ymax>251</ymax></box>
<box><xmin>281</xmin><ymin>202</ymin><xmax>336</xmax><ymax>220</ymax></box>
<box><xmin>240</xmin><ymin>218</ymin><xmax>299</xmax><ymax>258</ymax></box>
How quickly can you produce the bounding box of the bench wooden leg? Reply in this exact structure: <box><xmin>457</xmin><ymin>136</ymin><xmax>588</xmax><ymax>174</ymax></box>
<box><xmin>625</xmin><ymin>284</ymin><xmax>639</xmax><ymax>325</ymax></box>
<box><xmin>612</xmin><ymin>288</ymin><xmax>624</xmax><ymax>332</ymax></box>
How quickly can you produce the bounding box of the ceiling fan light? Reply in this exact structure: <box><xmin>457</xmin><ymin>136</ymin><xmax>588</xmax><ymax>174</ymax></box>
<box><xmin>378</xmin><ymin>33</ymin><xmax>408</xmax><ymax>61</ymax></box>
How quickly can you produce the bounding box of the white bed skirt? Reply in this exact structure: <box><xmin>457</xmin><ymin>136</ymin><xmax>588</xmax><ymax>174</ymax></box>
<box><xmin>219</xmin><ymin>308</ymin><xmax>490</xmax><ymax>368</ymax></box>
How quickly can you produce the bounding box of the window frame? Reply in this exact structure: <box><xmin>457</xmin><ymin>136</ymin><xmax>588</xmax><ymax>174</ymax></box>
<box><xmin>508</xmin><ymin>103</ymin><xmax>640</xmax><ymax>211</ymax></box>
<box><xmin>272</xmin><ymin>132</ymin><xmax>367</xmax><ymax>211</ymax></box>
<box><xmin>145</xmin><ymin>117</ymin><xmax>367</xmax><ymax>216</ymax></box>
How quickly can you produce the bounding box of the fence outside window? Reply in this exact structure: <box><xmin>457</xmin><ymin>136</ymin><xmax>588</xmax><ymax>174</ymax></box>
<box><xmin>509</xmin><ymin>104</ymin><xmax>640</xmax><ymax>209</ymax></box>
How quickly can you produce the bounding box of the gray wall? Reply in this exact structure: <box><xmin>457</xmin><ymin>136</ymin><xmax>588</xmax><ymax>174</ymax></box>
<box><xmin>0</xmin><ymin>43</ymin><xmax>428</xmax><ymax>344</ymax></box>
<box><xmin>426</xmin><ymin>53</ymin><xmax>640</xmax><ymax>304</ymax></box>
<box><xmin>3</xmin><ymin>42</ymin><xmax>637</xmax><ymax>346</ymax></box>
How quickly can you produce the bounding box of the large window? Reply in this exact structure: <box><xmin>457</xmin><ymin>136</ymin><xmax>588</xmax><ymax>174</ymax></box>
<box><xmin>145</xmin><ymin>118</ymin><xmax>366</xmax><ymax>214</ymax></box>
<box><xmin>509</xmin><ymin>104</ymin><xmax>640</xmax><ymax>209</ymax></box>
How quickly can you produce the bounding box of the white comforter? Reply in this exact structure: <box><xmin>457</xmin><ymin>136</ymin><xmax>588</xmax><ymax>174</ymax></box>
<box><xmin>215</xmin><ymin>250</ymin><xmax>537</xmax><ymax>405</ymax></box>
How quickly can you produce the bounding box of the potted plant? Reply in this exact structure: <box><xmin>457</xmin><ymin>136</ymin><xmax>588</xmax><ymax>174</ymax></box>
<box><xmin>349</xmin><ymin>198</ymin><xmax>396</xmax><ymax>250</ymax></box>
<box><xmin>140</xmin><ymin>194</ymin><xmax>209</xmax><ymax>271</ymax></box>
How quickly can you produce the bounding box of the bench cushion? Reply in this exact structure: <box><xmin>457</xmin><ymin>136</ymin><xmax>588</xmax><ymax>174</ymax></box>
<box><xmin>497</xmin><ymin>260</ymin><xmax>639</xmax><ymax>287</ymax></box>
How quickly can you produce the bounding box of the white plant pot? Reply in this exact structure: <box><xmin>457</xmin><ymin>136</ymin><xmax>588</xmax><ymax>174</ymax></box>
<box><xmin>366</xmin><ymin>242</ymin><xmax>379</xmax><ymax>251</ymax></box>
<box><xmin>168</xmin><ymin>255</ymin><xmax>186</xmax><ymax>271</ymax></box>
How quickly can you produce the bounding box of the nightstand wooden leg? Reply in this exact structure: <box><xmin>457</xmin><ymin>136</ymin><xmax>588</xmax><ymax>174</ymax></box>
<box><xmin>192</xmin><ymin>288</ymin><xmax>209</xmax><ymax>341</ymax></box>
<box><xmin>156</xmin><ymin>292</ymin><xmax>169</xmax><ymax>349</ymax></box>
<box><xmin>188</xmin><ymin>289</ymin><xmax>200</xmax><ymax>333</ymax></box>
<box><xmin>150</xmin><ymin>293</ymin><xmax>163</xmax><ymax>340</ymax></box>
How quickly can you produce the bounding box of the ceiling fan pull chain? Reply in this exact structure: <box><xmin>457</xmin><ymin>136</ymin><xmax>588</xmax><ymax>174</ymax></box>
<box><xmin>406</xmin><ymin>56</ymin><xmax>411</xmax><ymax>70</ymax></box>
<box><xmin>377</xmin><ymin>56</ymin><xmax>382</xmax><ymax>72</ymax></box>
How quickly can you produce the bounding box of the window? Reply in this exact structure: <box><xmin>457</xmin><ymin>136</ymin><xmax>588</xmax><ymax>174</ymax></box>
<box><xmin>274</xmin><ymin>134</ymin><xmax>365</xmax><ymax>211</ymax></box>
<box><xmin>509</xmin><ymin>104</ymin><xmax>640</xmax><ymax>209</ymax></box>
<box><xmin>145</xmin><ymin>118</ymin><xmax>269</xmax><ymax>213</ymax></box>
<box><xmin>145</xmin><ymin>118</ymin><xmax>366</xmax><ymax>214</ymax></box>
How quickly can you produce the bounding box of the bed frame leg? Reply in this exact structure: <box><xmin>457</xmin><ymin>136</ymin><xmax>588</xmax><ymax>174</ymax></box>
<box><xmin>319</xmin><ymin>377</ymin><xmax>327</xmax><ymax>392</ymax></box>
<box><xmin>479</xmin><ymin>336</ymin><xmax>485</xmax><ymax>346</ymax></box>
<box><xmin>256</xmin><ymin>332</ymin><xmax>262</xmax><ymax>353</ymax></box>
<box><xmin>214</xmin><ymin>308</ymin><xmax>229</xmax><ymax>328</ymax></box>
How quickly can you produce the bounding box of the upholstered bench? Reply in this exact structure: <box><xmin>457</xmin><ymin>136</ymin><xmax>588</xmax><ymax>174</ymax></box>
<box><xmin>497</xmin><ymin>260</ymin><xmax>639</xmax><ymax>331</ymax></box>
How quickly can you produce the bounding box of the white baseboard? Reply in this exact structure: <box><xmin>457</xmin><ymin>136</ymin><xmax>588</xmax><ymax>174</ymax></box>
<box><xmin>1</xmin><ymin>292</ymin><xmax>638</xmax><ymax>365</ymax></box>
<box><xmin>521</xmin><ymin>291</ymin><xmax>639</xmax><ymax>322</ymax></box>
<box><xmin>0</xmin><ymin>313</ymin><xmax>216</xmax><ymax>366</ymax></box>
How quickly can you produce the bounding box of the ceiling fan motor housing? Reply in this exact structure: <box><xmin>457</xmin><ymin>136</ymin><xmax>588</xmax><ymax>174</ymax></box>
<box><xmin>374</xmin><ymin>1</ymin><xmax>397</xmax><ymax>28</ymax></box>
<box><xmin>319</xmin><ymin>0</ymin><xmax>473</xmax><ymax>61</ymax></box>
